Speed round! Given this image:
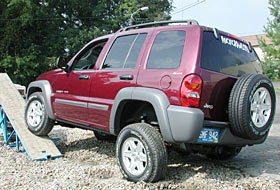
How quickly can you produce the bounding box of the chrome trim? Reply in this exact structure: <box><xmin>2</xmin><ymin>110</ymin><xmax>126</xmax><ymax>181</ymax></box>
<box><xmin>88</xmin><ymin>103</ymin><xmax>109</xmax><ymax>111</ymax></box>
<box><xmin>55</xmin><ymin>98</ymin><xmax>109</xmax><ymax>111</ymax></box>
<box><xmin>55</xmin><ymin>98</ymin><xmax>87</xmax><ymax>108</ymax></box>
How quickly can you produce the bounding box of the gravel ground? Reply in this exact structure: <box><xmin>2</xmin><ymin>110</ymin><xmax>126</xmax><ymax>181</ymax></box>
<box><xmin>1</xmin><ymin>92</ymin><xmax>280</xmax><ymax>189</ymax></box>
<box><xmin>1</xmin><ymin>126</ymin><xmax>280</xmax><ymax>190</ymax></box>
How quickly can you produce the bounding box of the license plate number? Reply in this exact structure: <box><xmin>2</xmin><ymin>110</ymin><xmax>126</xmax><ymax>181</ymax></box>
<box><xmin>197</xmin><ymin>128</ymin><xmax>219</xmax><ymax>143</ymax></box>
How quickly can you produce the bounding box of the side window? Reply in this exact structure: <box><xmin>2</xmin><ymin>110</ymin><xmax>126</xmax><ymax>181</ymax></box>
<box><xmin>147</xmin><ymin>30</ymin><xmax>186</xmax><ymax>69</ymax></box>
<box><xmin>73</xmin><ymin>41</ymin><xmax>106</xmax><ymax>70</ymax></box>
<box><xmin>124</xmin><ymin>34</ymin><xmax>147</xmax><ymax>69</ymax></box>
<box><xmin>102</xmin><ymin>33</ymin><xmax>147</xmax><ymax>70</ymax></box>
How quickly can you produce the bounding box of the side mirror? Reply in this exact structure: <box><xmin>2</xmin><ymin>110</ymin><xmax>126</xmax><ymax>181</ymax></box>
<box><xmin>56</xmin><ymin>56</ymin><xmax>66</xmax><ymax>69</ymax></box>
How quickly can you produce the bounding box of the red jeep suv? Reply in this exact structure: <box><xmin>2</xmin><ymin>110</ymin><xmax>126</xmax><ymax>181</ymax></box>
<box><xmin>24</xmin><ymin>20</ymin><xmax>276</xmax><ymax>182</ymax></box>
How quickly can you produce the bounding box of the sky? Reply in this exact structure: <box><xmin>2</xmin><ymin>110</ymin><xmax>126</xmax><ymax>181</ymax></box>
<box><xmin>171</xmin><ymin>0</ymin><xmax>272</xmax><ymax>37</ymax></box>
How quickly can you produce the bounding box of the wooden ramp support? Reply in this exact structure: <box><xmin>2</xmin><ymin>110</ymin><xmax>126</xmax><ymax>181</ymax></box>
<box><xmin>0</xmin><ymin>73</ymin><xmax>62</xmax><ymax>160</ymax></box>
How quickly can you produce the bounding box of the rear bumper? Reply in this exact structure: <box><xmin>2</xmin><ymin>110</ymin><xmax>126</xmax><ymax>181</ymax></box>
<box><xmin>167</xmin><ymin>105</ymin><xmax>204</xmax><ymax>142</ymax></box>
<box><xmin>167</xmin><ymin>105</ymin><xmax>267</xmax><ymax>145</ymax></box>
<box><xmin>203</xmin><ymin>120</ymin><xmax>267</xmax><ymax>145</ymax></box>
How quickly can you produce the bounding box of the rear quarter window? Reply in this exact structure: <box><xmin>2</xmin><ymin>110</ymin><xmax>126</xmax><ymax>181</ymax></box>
<box><xmin>201</xmin><ymin>32</ymin><xmax>263</xmax><ymax>76</ymax></box>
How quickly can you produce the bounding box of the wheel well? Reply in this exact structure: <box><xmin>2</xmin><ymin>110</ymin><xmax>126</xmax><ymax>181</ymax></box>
<box><xmin>114</xmin><ymin>100</ymin><xmax>158</xmax><ymax>134</ymax></box>
<box><xmin>27</xmin><ymin>87</ymin><xmax>42</xmax><ymax>98</ymax></box>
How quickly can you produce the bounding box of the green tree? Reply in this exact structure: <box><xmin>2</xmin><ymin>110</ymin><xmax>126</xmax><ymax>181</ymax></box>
<box><xmin>259</xmin><ymin>0</ymin><xmax>280</xmax><ymax>80</ymax></box>
<box><xmin>61</xmin><ymin>0</ymin><xmax>172</xmax><ymax>56</ymax></box>
<box><xmin>0</xmin><ymin>0</ymin><xmax>172</xmax><ymax>86</ymax></box>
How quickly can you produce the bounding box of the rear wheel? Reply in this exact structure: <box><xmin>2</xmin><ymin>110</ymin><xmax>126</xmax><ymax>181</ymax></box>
<box><xmin>228</xmin><ymin>74</ymin><xmax>276</xmax><ymax>140</ymax></box>
<box><xmin>116</xmin><ymin>123</ymin><xmax>167</xmax><ymax>182</ymax></box>
<box><xmin>25</xmin><ymin>92</ymin><xmax>54</xmax><ymax>136</ymax></box>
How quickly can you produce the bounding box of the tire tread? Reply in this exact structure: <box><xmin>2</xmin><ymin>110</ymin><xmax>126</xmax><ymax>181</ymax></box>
<box><xmin>228</xmin><ymin>74</ymin><xmax>275</xmax><ymax>139</ymax></box>
<box><xmin>116</xmin><ymin>123</ymin><xmax>167</xmax><ymax>183</ymax></box>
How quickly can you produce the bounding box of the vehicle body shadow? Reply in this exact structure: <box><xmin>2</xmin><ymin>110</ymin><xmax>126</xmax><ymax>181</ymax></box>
<box><xmin>227</xmin><ymin>135</ymin><xmax>280</xmax><ymax>179</ymax></box>
<box><xmin>165</xmin><ymin>150</ymin><xmax>248</xmax><ymax>183</ymax></box>
<box><xmin>165</xmin><ymin>134</ymin><xmax>280</xmax><ymax>182</ymax></box>
<box><xmin>49</xmin><ymin>127</ymin><xmax>116</xmax><ymax>158</ymax></box>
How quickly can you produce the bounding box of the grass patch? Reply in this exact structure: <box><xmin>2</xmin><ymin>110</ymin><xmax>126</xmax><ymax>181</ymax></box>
<box><xmin>275</xmin><ymin>86</ymin><xmax>280</xmax><ymax>93</ymax></box>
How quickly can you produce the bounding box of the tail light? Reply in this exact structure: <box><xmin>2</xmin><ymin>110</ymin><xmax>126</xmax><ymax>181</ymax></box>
<box><xmin>180</xmin><ymin>74</ymin><xmax>202</xmax><ymax>107</ymax></box>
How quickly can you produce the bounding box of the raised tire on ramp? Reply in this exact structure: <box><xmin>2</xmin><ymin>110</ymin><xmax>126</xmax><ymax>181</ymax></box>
<box><xmin>25</xmin><ymin>92</ymin><xmax>54</xmax><ymax>136</ymax></box>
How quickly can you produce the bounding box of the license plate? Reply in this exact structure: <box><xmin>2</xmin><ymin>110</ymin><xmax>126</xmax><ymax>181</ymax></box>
<box><xmin>197</xmin><ymin>128</ymin><xmax>220</xmax><ymax>143</ymax></box>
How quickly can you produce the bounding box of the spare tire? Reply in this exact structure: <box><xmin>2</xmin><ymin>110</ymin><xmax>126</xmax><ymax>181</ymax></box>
<box><xmin>228</xmin><ymin>73</ymin><xmax>276</xmax><ymax>140</ymax></box>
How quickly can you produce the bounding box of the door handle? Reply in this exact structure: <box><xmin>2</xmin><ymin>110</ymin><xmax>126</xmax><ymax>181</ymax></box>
<box><xmin>120</xmin><ymin>74</ymin><xmax>133</xmax><ymax>80</ymax></box>
<box><xmin>78</xmin><ymin>75</ymin><xmax>90</xmax><ymax>80</ymax></box>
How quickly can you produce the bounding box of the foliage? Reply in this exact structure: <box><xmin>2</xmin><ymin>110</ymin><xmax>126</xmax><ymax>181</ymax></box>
<box><xmin>0</xmin><ymin>0</ymin><xmax>172</xmax><ymax>85</ymax></box>
<box><xmin>275</xmin><ymin>86</ymin><xmax>280</xmax><ymax>92</ymax></box>
<box><xmin>259</xmin><ymin>0</ymin><xmax>280</xmax><ymax>80</ymax></box>
<box><xmin>0</xmin><ymin>54</ymin><xmax>56</xmax><ymax>87</ymax></box>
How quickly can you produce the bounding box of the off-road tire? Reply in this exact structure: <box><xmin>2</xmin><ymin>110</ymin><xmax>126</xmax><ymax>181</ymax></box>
<box><xmin>25</xmin><ymin>92</ymin><xmax>54</xmax><ymax>136</ymax></box>
<box><xmin>228</xmin><ymin>73</ymin><xmax>275</xmax><ymax>140</ymax></box>
<box><xmin>116</xmin><ymin>123</ymin><xmax>167</xmax><ymax>182</ymax></box>
<box><xmin>206</xmin><ymin>146</ymin><xmax>242</xmax><ymax>160</ymax></box>
<box><xmin>93</xmin><ymin>131</ymin><xmax>116</xmax><ymax>141</ymax></box>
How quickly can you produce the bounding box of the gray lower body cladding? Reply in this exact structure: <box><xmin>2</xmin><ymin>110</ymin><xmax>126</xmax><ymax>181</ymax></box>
<box><xmin>167</xmin><ymin>105</ymin><xmax>204</xmax><ymax>142</ymax></box>
<box><xmin>111</xmin><ymin>87</ymin><xmax>266</xmax><ymax>146</ymax></box>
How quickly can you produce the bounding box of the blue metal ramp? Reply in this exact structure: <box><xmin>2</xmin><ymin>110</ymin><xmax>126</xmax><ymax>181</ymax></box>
<box><xmin>0</xmin><ymin>73</ymin><xmax>62</xmax><ymax>160</ymax></box>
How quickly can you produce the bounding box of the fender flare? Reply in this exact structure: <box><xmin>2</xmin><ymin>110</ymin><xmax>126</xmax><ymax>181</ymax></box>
<box><xmin>109</xmin><ymin>87</ymin><xmax>175</xmax><ymax>142</ymax></box>
<box><xmin>26</xmin><ymin>80</ymin><xmax>55</xmax><ymax>120</ymax></box>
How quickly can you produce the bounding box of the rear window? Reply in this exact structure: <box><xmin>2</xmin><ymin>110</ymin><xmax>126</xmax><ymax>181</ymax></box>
<box><xmin>201</xmin><ymin>32</ymin><xmax>263</xmax><ymax>76</ymax></box>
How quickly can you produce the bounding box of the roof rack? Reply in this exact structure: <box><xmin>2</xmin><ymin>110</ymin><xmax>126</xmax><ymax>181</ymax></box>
<box><xmin>118</xmin><ymin>19</ymin><xmax>199</xmax><ymax>32</ymax></box>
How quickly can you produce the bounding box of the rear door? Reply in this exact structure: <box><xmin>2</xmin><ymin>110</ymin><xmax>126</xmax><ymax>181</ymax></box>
<box><xmin>87</xmin><ymin>33</ymin><xmax>149</xmax><ymax>129</ymax></box>
<box><xmin>137</xmin><ymin>29</ymin><xmax>188</xmax><ymax>105</ymax></box>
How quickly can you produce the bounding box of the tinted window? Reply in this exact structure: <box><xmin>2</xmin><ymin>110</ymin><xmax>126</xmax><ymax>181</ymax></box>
<box><xmin>201</xmin><ymin>32</ymin><xmax>263</xmax><ymax>76</ymax></box>
<box><xmin>124</xmin><ymin>34</ymin><xmax>147</xmax><ymax>69</ymax></box>
<box><xmin>103</xmin><ymin>35</ymin><xmax>136</xmax><ymax>69</ymax></box>
<box><xmin>102</xmin><ymin>34</ymin><xmax>147</xmax><ymax>70</ymax></box>
<box><xmin>147</xmin><ymin>30</ymin><xmax>186</xmax><ymax>69</ymax></box>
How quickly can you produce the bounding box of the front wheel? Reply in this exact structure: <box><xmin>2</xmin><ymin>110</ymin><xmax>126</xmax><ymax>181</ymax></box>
<box><xmin>116</xmin><ymin>123</ymin><xmax>167</xmax><ymax>182</ymax></box>
<box><xmin>25</xmin><ymin>92</ymin><xmax>54</xmax><ymax>136</ymax></box>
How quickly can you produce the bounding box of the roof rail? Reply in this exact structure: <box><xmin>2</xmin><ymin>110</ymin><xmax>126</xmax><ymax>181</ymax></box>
<box><xmin>118</xmin><ymin>19</ymin><xmax>199</xmax><ymax>32</ymax></box>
